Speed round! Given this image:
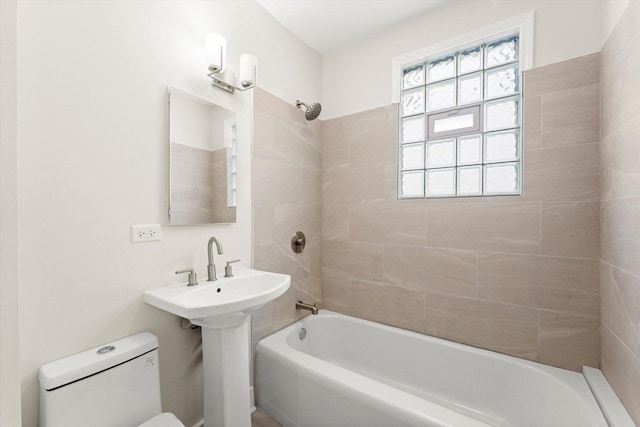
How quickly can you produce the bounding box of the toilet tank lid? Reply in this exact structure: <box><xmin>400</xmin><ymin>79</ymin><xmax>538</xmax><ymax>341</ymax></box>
<box><xmin>39</xmin><ymin>332</ymin><xmax>159</xmax><ymax>391</ymax></box>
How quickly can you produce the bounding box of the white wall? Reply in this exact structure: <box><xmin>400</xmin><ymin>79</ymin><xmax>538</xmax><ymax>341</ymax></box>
<box><xmin>603</xmin><ymin>0</ymin><xmax>631</xmax><ymax>43</ymax></box>
<box><xmin>1</xmin><ymin>0</ymin><xmax>22</xmax><ymax>425</ymax></box>
<box><xmin>170</xmin><ymin>90</ymin><xmax>231</xmax><ymax>152</ymax></box>
<box><xmin>15</xmin><ymin>1</ymin><xmax>321</xmax><ymax>426</ymax></box>
<box><xmin>322</xmin><ymin>0</ymin><xmax>604</xmax><ymax>119</ymax></box>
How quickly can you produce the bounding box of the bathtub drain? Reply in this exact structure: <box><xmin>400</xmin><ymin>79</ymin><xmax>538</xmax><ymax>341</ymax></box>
<box><xmin>299</xmin><ymin>328</ymin><xmax>307</xmax><ymax>340</ymax></box>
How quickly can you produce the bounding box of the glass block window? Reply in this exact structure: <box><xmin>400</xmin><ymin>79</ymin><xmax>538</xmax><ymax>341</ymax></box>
<box><xmin>399</xmin><ymin>33</ymin><xmax>521</xmax><ymax>198</ymax></box>
<box><xmin>226</xmin><ymin>120</ymin><xmax>237</xmax><ymax>207</ymax></box>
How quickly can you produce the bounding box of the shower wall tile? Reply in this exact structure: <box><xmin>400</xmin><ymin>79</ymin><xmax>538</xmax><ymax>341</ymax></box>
<box><xmin>321</xmin><ymin>113</ymin><xmax>352</xmax><ymax>139</ymax></box>
<box><xmin>383</xmin><ymin>165</ymin><xmax>401</xmax><ymax>204</ymax></box>
<box><xmin>600</xmin><ymin>262</ymin><xmax>613</xmax><ymax>327</ymax></box>
<box><xmin>253</xmin><ymin>156</ymin><xmax>299</xmax><ymax>203</ymax></box>
<box><xmin>254</xmin><ymin>201</ymin><xmax>274</xmax><ymax>248</ymax></box>
<box><xmin>347</xmin><ymin>280</ymin><xmax>425</xmax><ymax>333</ymax></box>
<box><xmin>424</xmin><ymin>293</ymin><xmax>539</xmax><ymax>361</ymax></box>
<box><xmin>253</xmin><ymin>109</ymin><xmax>276</xmax><ymax>158</ymax></box>
<box><xmin>523</xmin><ymin>52</ymin><xmax>599</xmax><ymax>97</ymax></box>
<box><xmin>254</xmin><ymin>243</ymin><xmax>311</xmax><ymax>283</ymax></box>
<box><xmin>601</xmin><ymin>118</ymin><xmax>640</xmax><ymax>201</ymax></box>
<box><xmin>541</xmin><ymin>84</ymin><xmax>600</xmax><ymax>147</ymax></box>
<box><xmin>610</xmin><ymin>268</ymin><xmax>640</xmax><ymax>359</ymax></box>
<box><xmin>539</xmin><ymin>311</ymin><xmax>600</xmax><ymax>370</ymax></box>
<box><xmin>601</xmin><ymin>197</ymin><xmax>640</xmax><ymax>278</ymax></box>
<box><xmin>383</xmin><ymin>246</ymin><xmax>477</xmax><ymax>297</ymax></box>
<box><xmin>601</xmin><ymin>324</ymin><xmax>640</xmax><ymax>423</ymax></box>
<box><xmin>427</xmin><ymin>202</ymin><xmax>540</xmax><ymax>254</ymax></box>
<box><xmin>254</xmin><ymin>156</ymin><xmax>322</xmax><ymax>204</ymax></box>
<box><xmin>322</xmin><ymin>204</ymin><xmax>349</xmax><ymax>241</ymax></box>
<box><xmin>272</xmin><ymin>119</ymin><xmax>322</xmax><ymax>169</ymax></box>
<box><xmin>600</xmin><ymin>3</ymin><xmax>640</xmax><ymax>423</ymax></box>
<box><xmin>522</xmin><ymin>143</ymin><xmax>600</xmax><ymax>202</ymax></box>
<box><xmin>348</xmin><ymin>204</ymin><xmax>426</xmax><ymax>246</ymax></box>
<box><xmin>309</xmin><ymin>237</ymin><xmax>322</xmax><ymax>278</ymax></box>
<box><xmin>349</xmin><ymin>135</ymin><xmax>395</xmax><ymax>169</ymax></box>
<box><xmin>541</xmin><ymin>201</ymin><xmax>600</xmax><ymax>259</ymax></box>
<box><xmin>252</xmin><ymin>88</ymin><xmax>322</xmax><ymax>342</ymax></box>
<box><xmin>348</xmin><ymin>104</ymin><xmax>398</xmax><ymax>140</ymax></box>
<box><xmin>254</xmin><ymin>87</ymin><xmax>296</xmax><ymax>120</ymax></box>
<box><xmin>347</xmin><ymin>106</ymin><xmax>398</xmax><ymax>169</ymax></box>
<box><xmin>323</xmin><ymin>167</ymin><xmax>386</xmax><ymax>204</ymax></box>
<box><xmin>322</xmin><ymin>240</ymin><xmax>384</xmax><ymax>282</ymax></box>
<box><xmin>323</xmin><ymin>137</ymin><xmax>350</xmax><ymax>170</ymax></box>
<box><xmin>273</xmin><ymin>202</ymin><xmax>321</xmax><ymax>245</ymax></box>
<box><xmin>477</xmin><ymin>253</ymin><xmax>599</xmax><ymax>317</ymax></box>
<box><xmin>523</xmin><ymin>96</ymin><xmax>542</xmax><ymax>150</ymax></box>
<box><xmin>320</xmin><ymin>54</ymin><xmax>601</xmax><ymax>372</ymax></box>
<box><xmin>321</xmin><ymin>277</ymin><xmax>348</xmax><ymax>313</ymax></box>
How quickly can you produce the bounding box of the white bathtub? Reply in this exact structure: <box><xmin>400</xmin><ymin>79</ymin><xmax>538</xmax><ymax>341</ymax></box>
<box><xmin>256</xmin><ymin>310</ymin><xmax>635</xmax><ymax>427</ymax></box>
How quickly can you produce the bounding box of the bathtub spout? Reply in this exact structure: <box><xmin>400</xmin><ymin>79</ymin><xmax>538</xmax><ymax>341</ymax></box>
<box><xmin>295</xmin><ymin>301</ymin><xmax>318</xmax><ymax>315</ymax></box>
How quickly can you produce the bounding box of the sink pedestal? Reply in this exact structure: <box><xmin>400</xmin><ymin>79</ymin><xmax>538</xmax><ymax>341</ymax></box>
<box><xmin>144</xmin><ymin>269</ymin><xmax>291</xmax><ymax>427</ymax></box>
<box><xmin>192</xmin><ymin>313</ymin><xmax>252</xmax><ymax>427</ymax></box>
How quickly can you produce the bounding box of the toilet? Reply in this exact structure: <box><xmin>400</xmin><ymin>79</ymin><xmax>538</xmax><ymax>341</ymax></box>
<box><xmin>39</xmin><ymin>332</ymin><xmax>185</xmax><ymax>427</ymax></box>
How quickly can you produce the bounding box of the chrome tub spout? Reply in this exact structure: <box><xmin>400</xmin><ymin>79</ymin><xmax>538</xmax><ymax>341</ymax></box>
<box><xmin>295</xmin><ymin>300</ymin><xmax>318</xmax><ymax>315</ymax></box>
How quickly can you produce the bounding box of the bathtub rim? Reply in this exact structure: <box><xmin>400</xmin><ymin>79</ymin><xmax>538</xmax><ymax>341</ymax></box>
<box><xmin>583</xmin><ymin>366</ymin><xmax>636</xmax><ymax>427</ymax></box>
<box><xmin>257</xmin><ymin>309</ymin><xmax>635</xmax><ymax>427</ymax></box>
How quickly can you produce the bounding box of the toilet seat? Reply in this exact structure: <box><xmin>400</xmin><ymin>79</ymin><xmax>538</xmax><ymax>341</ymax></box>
<box><xmin>138</xmin><ymin>412</ymin><xmax>185</xmax><ymax>427</ymax></box>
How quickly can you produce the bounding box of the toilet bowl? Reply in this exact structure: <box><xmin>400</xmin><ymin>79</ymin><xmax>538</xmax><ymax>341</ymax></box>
<box><xmin>39</xmin><ymin>332</ymin><xmax>185</xmax><ymax>427</ymax></box>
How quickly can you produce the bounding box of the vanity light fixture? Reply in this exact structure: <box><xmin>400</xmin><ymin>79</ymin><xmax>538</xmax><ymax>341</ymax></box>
<box><xmin>206</xmin><ymin>32</ymin><xmax>257</xmax><ymax>94</ymax></box>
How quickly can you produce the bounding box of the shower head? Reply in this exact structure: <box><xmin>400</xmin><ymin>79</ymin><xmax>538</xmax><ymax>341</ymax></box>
<box><xmin>296</xmin><ymin>100</ymin><xmax>322</xmax><ymax>121</ymax></box>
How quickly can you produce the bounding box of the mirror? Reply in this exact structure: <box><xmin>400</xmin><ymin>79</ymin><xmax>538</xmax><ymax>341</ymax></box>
<box><xmin>168</xmin><ymin>87</ymin><xmax>237</xmax><ymax>224</ymax></box>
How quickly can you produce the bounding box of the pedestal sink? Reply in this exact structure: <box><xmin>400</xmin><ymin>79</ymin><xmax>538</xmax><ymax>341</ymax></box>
<box><xmin>144</xmin><ymin>268</ymin><xmax>291</xmax><ymax>427</ymax></box>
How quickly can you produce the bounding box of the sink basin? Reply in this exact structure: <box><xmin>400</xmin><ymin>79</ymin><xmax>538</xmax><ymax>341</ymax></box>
<box><xmin>144</xmin><ymin>268</ymin><xmax>290</xmax><ymax>320</ymax></box>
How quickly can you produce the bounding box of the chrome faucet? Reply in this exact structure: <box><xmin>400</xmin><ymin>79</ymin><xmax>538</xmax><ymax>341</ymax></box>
<box><xmin>207</xmin><ymin>237</ymin><xmax>224</xmax><ymax>281</ymax></box>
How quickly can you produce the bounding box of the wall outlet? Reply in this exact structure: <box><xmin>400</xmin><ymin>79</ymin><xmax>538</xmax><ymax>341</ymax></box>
<box><xmin>130</xmin><ymin>224</ymin><xmax>162</xmax><ymax>243</ymax></box>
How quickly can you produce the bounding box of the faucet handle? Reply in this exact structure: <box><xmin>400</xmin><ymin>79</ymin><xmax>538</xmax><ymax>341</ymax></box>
<box><xmin>175</xmin><ymin>268</ymin><xmax>198</xmax><ymax>286</ymax></box>
<box><xmin>224</xmin><ymin>259</ymin><xmax>241</xmax><ymax>278</ymax></box>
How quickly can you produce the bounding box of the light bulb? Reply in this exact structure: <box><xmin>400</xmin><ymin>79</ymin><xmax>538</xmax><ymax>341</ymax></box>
<box><xmin>239</xmin><ymin>53</ymin><xmax>257</xmax><ymax>88</ymax></box>
<box><xmin>206</xmin><ymin>33</ymin><xmax>226</xmax><ymax>73</ymax></box>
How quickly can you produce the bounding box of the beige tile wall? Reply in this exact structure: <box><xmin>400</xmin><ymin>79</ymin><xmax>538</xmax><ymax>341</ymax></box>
<box><xmin>250</xmin><ymin>88</ymin><xmax>322</xmax><ymax>356</ymax></box>
<box><xmin>321</xmin><ymin>53</ymin><xmax>601</xmax><ymax>372</ymax></box>
<box><xmin>600</xmin><ymin>1</ymin><xmax>640</xmax><ymax>423</ymax></box>
<box><xmin>170</xmin><ymin>143</ymin><xmax>236</xmax><ymax>224</ymax></box>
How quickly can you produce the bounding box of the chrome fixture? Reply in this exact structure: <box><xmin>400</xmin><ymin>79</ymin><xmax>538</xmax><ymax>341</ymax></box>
<box><xmin>299</xmin><ymin>327</ymin><xmax>307</xmax><ymax>340</ymax></box>
<box><xmin>291</xmin><ymin>231</ymin><xmax>306</xmax><ymax>253</ymax></box>
<box><xmin>206</xmin><ymin>32</ymin><xmax>257</xmax><ymax>94</ymax></box>
<box><xmin>207</xmin><ymin>237</ymin><xmax>224</xmax><ymax>281</ymax></box>
<box><xmin>224</xmin><ymin>259</ymin><xmax>241</xmax><ymax>278</ymax></box>
<box><xmin>176</xmin><ymin>268</ymin><xmax>198</xmax><ymax>286</ymax></box>
<box><xmin>296</xmin><ymin>300</ymin><xmax>318</xmax><ymax>315</ymax></box>
<box><xmin>296</xmin><ymin>100</ymin><xmax>322</xmax><ymax>121</ymax></box>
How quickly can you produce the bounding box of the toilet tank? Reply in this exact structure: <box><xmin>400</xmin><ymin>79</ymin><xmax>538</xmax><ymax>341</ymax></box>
<box><xmin>39</xmin><ymin>332</ymin><xmax>163</xmax><ymax>427</ymax></box>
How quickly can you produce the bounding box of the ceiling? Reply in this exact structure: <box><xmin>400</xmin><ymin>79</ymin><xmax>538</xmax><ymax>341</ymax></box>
<box><xmin>256</xmin><ymin>0</ymin><xmax>450</xmax><ymax>54</ymax></box>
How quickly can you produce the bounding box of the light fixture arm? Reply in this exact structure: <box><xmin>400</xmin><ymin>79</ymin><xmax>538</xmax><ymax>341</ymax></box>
<box><xmin>207</xmin><ymin>70</ymin><xmax>256</xmax><ymax>94</ymax></box>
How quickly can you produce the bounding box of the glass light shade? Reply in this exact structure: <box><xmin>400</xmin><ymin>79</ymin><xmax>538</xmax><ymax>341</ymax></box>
<box><xmin>206</xmin><ymin>33</ymin><xmax>226</xmax><ymax>73</ymax></box>
<box><xmin>239</xmin><ymin>53</ymin><xmax>257</xmax><ymax>88</ymax></box>
<box><xmin>219</xmin><ymin>70</ymin><xmax>236</xmax><ymax>87</ymax></box>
